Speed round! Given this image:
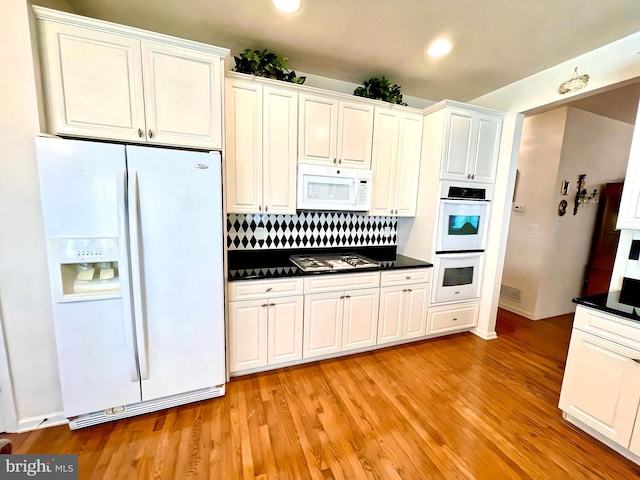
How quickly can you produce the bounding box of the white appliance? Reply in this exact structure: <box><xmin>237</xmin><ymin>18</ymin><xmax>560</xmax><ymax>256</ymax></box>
<box><xmin>432</xmin><ymin>252</ymin><xmax>483</xmax><ymax>304</ymax></box>
<box><xmin>297</xmin><ymin>164</ymin><xmax>372</xmax><ymax>211</ymax></box>
<box><xmin>436</xmin><ymin>181</ymin><xmax>492</xmax><ymax>253</ymax></box>
<box><xmin>36</xmin><ymin>136</ymin><xmax>225</xmax><ymax>429</ymax></box>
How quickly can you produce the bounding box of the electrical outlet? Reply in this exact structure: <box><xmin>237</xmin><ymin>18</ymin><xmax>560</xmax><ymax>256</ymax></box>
<box><xmin>530</xmin><ymin>223</ymin><xmax>538</xmax><ymax>235</ymax></box>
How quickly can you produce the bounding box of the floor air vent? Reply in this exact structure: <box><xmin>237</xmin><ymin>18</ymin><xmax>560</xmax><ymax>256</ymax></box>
<box><xmin>500</xmin><ymin>284</ymin><xmax>521</xmax><ymax>302</ymax></box>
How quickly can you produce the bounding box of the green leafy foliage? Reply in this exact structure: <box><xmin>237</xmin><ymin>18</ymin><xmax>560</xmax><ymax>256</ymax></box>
<box><xmin>353</xmin><ymin>76</ymin><xmax>407</xmax><ymax>105</ymax></box>
<box><xmin>233</xmin><ymin>48</ymin><xmax>306</xmax><ymax>84</ymax></box>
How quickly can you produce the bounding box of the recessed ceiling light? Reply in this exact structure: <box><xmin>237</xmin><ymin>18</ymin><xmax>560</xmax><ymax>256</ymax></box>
<box><xmin>273</xmin><ymin>0</ymin><xmax>301</xmax><ymax>13</ymax></box>
<box><xmin>427</xmin><ymin>39</ymin><xmax>452</xmax><ymax>58</ymax></box>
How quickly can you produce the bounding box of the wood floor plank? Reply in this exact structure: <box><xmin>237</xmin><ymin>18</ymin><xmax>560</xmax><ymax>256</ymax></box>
<box><xmin>5</xmin><ymin>309</ymin><xmax>640</xmax><ymax>479</ymax></box>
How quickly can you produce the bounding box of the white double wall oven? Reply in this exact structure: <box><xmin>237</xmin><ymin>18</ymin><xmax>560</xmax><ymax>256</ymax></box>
<box><xmin>432</xmin><ymin>181</ymin><xmax>492</xmax><ymax>305</ymax></box>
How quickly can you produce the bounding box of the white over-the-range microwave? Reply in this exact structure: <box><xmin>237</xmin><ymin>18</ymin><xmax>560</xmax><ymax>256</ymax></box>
<box><xmin>297</xmin><ymin>164</ymin><xmax>372</xmax><ymax>211</ymax></box>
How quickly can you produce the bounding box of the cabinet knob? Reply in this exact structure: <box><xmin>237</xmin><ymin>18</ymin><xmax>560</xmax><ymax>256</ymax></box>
<box><xmin>406</xmin><ymin>288</ymin><xmax>412</xmax><ymax>292</ymax></box>
<box><xmin>269</xmin><ymin>303</ymin><xmax>276</xmax><ymax>307</ymax></box>
<box><xmin>138</xmin><ymin>128</ymin><xmax>143</xmax><ymax>138</ymax></box>
<box><xmin>467</xmin><ymin>174</ymin><xmax>471</xmax><ymax>180</ymax></box>
<box><xmin>261</xmin><ymin>303</ymin><xmax>269</xmax><ymax>307</ymax></box>
<box><xmin>395</xmin><ymin>209</ymin><xmax>398</xmax><ymax>214</ymax></box>
<box><xmin>265</xmin><ymin>206</ymin><xmax>269</xmax><ymax>212</ymax></box>
<box><xmin>148</xmin><ymin>129</ymin><xmax>153</xmax><ymax>139</ymax></box>
<box><xmin>345</xmin><ymin>295</ymin><xmax>351</xmax><ymax>299</ymax></box>
<box><xmin>339</xmin><ymin>295</ymin><xmax>345</xmax><ymax>299</ymax></box>
<box><xmin>471</xmin><ymin>174</ymin><xmax>475</xmax><ymax>180</ymax></box>
<box><xmin>266</xmin><ymin>287</ymin><xmax>272</xmax><ymax>292</ymax></box>
<box><xmin>406</xmin><ymin>276</ymin><xmax>411</xmax><ymax>280</ymax></box>
<box><xmin>333</xmin><ymin>158</ymin><xmax>337</xmax><ymax>164</ymax></box>
<box><xmin>338</xmin><ymin>159</ymin><xmax>342</xmax><ymax>164</ymax></box>
<box><xmin>402</xmin><ymin>289</ymin><xmax>407</xmax><ymax>292</ymax></box>
<box><xmin>453</xmin><ymin>317</ymin><xmax>458</xmax><ymax>321</ymax></box>
<box><xmin>633</xmin><ymin>359</ymin><xmax>640</xmax><ymax>364</ymax></box>
<box><xmin>258</xmin><ymin>205</ymin><xmax>262</xmax><ymax>212</ymax></box>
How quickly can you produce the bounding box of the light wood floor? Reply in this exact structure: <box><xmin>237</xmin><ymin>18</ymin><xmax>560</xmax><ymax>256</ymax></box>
<box><xmin>5</xmin><ymin>309</ymin><xmax>640</xmax><ymax>479</ymax></box>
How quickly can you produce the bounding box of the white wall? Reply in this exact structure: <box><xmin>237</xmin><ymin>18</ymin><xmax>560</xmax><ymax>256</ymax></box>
<box><xmin>500</xmin><ymin>108</ymin><xmax>567</xmax><ymax>317</ymax></box>
<box><xmin>469</xmin><ymin>31</ymin><xmax>640</xmax><ymax>337</ymax></box>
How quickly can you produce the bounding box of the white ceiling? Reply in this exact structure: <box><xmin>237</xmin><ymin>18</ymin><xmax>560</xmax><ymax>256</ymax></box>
<box><xmin>50</xmin><ymin>0</ymin><xmax>640</xmax><ymax>103</ymax></box>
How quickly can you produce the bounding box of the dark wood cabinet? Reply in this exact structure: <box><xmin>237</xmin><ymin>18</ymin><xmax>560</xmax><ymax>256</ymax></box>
<box><xmin>583</xmin><ymin>182</ymin><xmax>623</xmax><ymax>296</ymax></box>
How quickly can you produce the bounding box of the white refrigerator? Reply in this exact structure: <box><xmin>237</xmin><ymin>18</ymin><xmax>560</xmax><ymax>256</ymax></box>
<box><xmin>36</xmin><ymin>136</ymin><xmax>226</xmax><ymax>429</ymax></box>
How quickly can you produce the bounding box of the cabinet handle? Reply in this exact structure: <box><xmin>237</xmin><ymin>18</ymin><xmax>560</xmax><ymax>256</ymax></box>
<box><xmin>633</xmin><ymin>359</ymin><xmax>640</xmax><ymax>364</ymax></box>
<box><xmin>345</xmin><ymin>295</ymin><xmax>351</xmax><ymax>299</ymax></box>
<box><xmin>258</xmin><ymin>205</ymin><xmax>262</xmax><ymax>212</ymax></box>
<box><xmin>261</xmin><ymin>303</ymin><xmax>268</xmax><ymax>308</ymax></box>
<box><xmin>467</xmin><ymin>174</ymin><xmax>471</xmax><ymax>180</ymax></box>
<box><xmin>453</xmin><ymin>317</ymin><xmax>458</xmax><ymax>321</ymax></box>
<box><xmin>395</xmin><ymin>209</ymin><xmax>398</xmax><ymax>214</ymax></box>
<box><xmin>402</xmin><ymin>289</ymin><xmax>407</xmax><ymax>292</ymax></box>
<box><xmin>406</xmin><ymin>276</ymin><xmax>411</xmax><ymax>280</ymax></box>
<box><xmin>471</xmin><ymin>174</ymin><xmax>475</xmax><ymax>180</ymax></box>
<box><xmin>148</xmin><ymin>129</ymin><xmax>153</xmax><ymax>139</ymax></box>
<box><xmin>333</xmin><ymin>158</ymin><xmax>337</xmax><ymax>164</ymax></box>
<box><xmin>138</xmin><ymin>128</ymin><xmax>143</xmax><ymax>138</ymax></box>
<box><xmin>338</xmin><ymin>159</ymin><xmax>342</xmax><ymax>164</ymax></box>
<box><xmin>269</xmin><ymin>303</ymin><xmax>276</xmax><ymax>307</ymax></box>
<box><xmin>339</xmin><ymin>295</ymin><xmax>345</xmax><ymax>299</ymax></box>
<box><xmin>407</xmin><ymin>288</ymin><xmax>412</xmax><ymax>292</ymax></box>
<box><xmin>266</xmin><ymin>287</ymin><xmax>272</xmax><ymax>292</ymax></box>
<box><xmin>390</xmin><ymin>209</ymin><xmax>394</xmax><ymax>214</ymax></box>
<box><xmin>265</xmin><ymin>206</ymin><xmax>269</xmax><ymax>212</ymax></box>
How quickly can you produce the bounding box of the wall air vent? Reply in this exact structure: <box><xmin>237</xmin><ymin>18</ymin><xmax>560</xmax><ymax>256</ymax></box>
<box><xmin>500</xmin><ymin>284</ymin><xmax>521</xmax><ymax>302</ymax></box>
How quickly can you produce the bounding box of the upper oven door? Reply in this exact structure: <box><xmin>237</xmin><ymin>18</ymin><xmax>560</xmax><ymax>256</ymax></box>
<box><xmin>436</xmin><ymin>200</ymin><xmax>490</xmax><ymax>253</ymax></box>
<box><xmin>297</xmin><ymin>165</ymin><xmax>358</xmax><ymax>210</ymax></box>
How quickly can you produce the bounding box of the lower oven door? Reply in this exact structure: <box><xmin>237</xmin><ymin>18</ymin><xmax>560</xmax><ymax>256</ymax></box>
<box><xmin>432</xmin><ymin>252</ymin><xmax>482</xmax><ymax>304</ymax></box>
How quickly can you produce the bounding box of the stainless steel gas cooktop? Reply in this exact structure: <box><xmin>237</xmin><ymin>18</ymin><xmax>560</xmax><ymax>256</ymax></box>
<box><xmin>290</xmin><ymin>253</ymin><xmax>379</xmax><ymax>272</ymax></box>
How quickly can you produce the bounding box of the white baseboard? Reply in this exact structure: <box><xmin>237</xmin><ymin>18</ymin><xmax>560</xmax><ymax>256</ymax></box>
<box><xmin>498</xmin><ymin>302</ymin><xmax>537</xmax><ymax>320</ymax></box>
<box><xmin>471</xmin><ymin>328</ymin><xmax>498</xmax><ymax>340</ymax></box>
<box><xmin>16</xmin><ymin>411</ymin><xmax>67</xmax><ymax>433</ymax></box>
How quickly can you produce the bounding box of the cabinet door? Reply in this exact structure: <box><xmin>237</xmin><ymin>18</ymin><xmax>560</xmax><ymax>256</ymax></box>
<box><xmin>225</xmin><ymin>79</ymin><xmax>263</xmax><ymax>213</ymax></box>
<box><xmin>342</xmin><ymin>288</ymin><xmax>380</xmax><ymax>351</ymax></box>
<box><xmin>337</xmin><ymin>101</ymin><xmax>374</xmax><ymax>168</ymax></box>
<box><xmin>263</xmin><ymin>85</ymin><xmax>298</xmax><ymax>214</ymax></box>
<box><xmin>559</xmin><ymin>329</ymin><xmax>640</xmax><ymax>447</ymax></box>
<box><xmin>377</xmin><ymin>286</ymin><xmax>405</xmax><ymax>345</ymax></box>
<box><xmin>402</xmin><ymin>283</ymin><xmax>429</xmax><ymax>338</ymax></box>
<box><xmin>617</xmin><ymin>96</ymin><xmax>640</xmax><ymax>229</ymax></box>
<box><xmin>303</xmin><ymin>292</ymin><xmax>343</xmax><ymax>358</ymax></box>
<box><xmin>38</xmin><ymin>20</ymin><xmax>146</xmax><ymax>142</ymax></box>
<box><xmin>228</xmin><ymin>299</ymin><xmax>268</xmax><ymax>373</ymax></box>
<box><xmin>468</xmin><ymin>113</ymin><xmax>501</xmax><ymax>183</ymax></box>
<box><xmin>395</xmin><ymin>113</ymin><xmax>423</xmax><ymax>216</ymax></box>
<box><xmin>298</xmin><ymin>93</ymin><xmax>338</xmax><ymax>165</ymax></box>
<box><xmin>141</xmin><ymin>41</ymin><xmax>223</xmax><ymax>149</ymax></box>
<box><xmin>370</xmin><ymin>108</ymin><xmax>399</xmax><ymax>216</ymax></box>
<box><xmin>268</xmin><ymin>296</ymin><xmax>303</xmax><ymax>365</ymax></box>
<box><xmin>441</xmin><ymin>109</ymin><xmax>473</xmax><ymax>181</ymax></box>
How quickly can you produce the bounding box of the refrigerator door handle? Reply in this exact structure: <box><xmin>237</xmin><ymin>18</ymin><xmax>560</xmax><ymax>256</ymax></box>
<box><xmin>117</xmin><ymin>171</ymin><xmax>140</xmax><ymax>382</ymax></box>
<box><xmin>128</xmin><ymin>170</ymin><xmax>150</xmax><ymax>381</ymax></box>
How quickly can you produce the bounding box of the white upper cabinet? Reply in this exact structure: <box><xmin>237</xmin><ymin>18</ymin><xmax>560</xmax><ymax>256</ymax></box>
<box><xmin>616</xmin><ymin>96</ymin><xmax>640</xmax><ymax>229</ymax></box>
<box><xmin>225</xmin><ymin>75</ymin><xmax>297</xmax><ymax>214</ymax></box>
<box><xmin>298</xmin><ymin>93</ymin><xmax>374</xmax><ymax>168</ymax></box>
<box><xmin>370</xmin><ymin>107</ymin><xmax>423</xmax><ymax>216</ymax></box>
<box><xmin>33</xmin><ymin>7</ymin><xmax>227</xmax><ymax>149</ymax></box>
<box><xmin>423</xmin><ymin>101</ymin><xmax>503</xmax><ymax>184</ymax></box>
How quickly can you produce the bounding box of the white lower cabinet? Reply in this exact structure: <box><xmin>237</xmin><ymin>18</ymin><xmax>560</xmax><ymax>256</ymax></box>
<box><xmin>559</xmin><ymin>305</ymin><xmax>640</xmax><ymax>462</ymax></box>
<box><xmin>378</xmin><ymin>268</ymin><xmax>430</xmax><ymax>344</ymax></box>
<box><xmin>303</xmin><ymin>287</ymin><xmax>380</xmax><ymax>358</ymax></box>
<box><xmin>426</xmin><ymin>302</ymin><xmax>478</xmax><ymax>334</ymax></box>
<box><xmin>228</xmin><ymin>278</ymin><xmax>303</xmax><ymax>374</ymax></box>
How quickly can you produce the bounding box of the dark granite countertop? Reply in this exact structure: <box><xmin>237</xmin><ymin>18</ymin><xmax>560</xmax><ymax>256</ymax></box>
<box><xmin>573</xmin><ymin>291</ymin><xmax>640</xmax><ymax>323</ymax></box>
<box><xmin>228</xmin><ymin>246</ymin><xmax>432</xmax><ymax>281</ymax></box>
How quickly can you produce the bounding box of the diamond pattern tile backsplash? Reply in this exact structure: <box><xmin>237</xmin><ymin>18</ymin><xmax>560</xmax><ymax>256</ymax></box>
<box><xmin>227</xmin><ymin>212</ymin><xmax>398</xmax><ymax>250</ymax></box>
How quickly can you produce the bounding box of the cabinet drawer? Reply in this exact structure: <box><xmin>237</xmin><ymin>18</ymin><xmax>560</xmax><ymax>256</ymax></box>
<box><xmin>304</xmin><ymin>271</ymin><xmax>380</xmax><ymax>294</ymax></box>
<box><xmin>427</xmin><ymin>302</ymin><xmax>478</xmax><ymax>334</ymax></box>
<box><xmin>574</xmin><ymin>305</ymin><xmax>640</xmax><ymax>350</ymax></box>
<box><xmin>381</xmin><ymin>268</ymin><xmax>431</xmax><ymax>287</ymax></box>
<box><xmin>228</xmin><ymin>277</ymin><xmax>303</xmax><ymax>301</ymax></box>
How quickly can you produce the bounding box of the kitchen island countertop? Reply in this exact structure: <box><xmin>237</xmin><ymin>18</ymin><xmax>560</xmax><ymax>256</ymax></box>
<box><xmin>572</xmin><ymin>290</ymin><xmax>640</xmax><ymax>323</ymax></box>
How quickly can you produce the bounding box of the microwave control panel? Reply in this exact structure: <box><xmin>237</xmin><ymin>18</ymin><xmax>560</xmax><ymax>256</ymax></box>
<box><xmin>357</xmin><ymin>180</ymin><xmax>369</xmax><ymax>205</ymax></box>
